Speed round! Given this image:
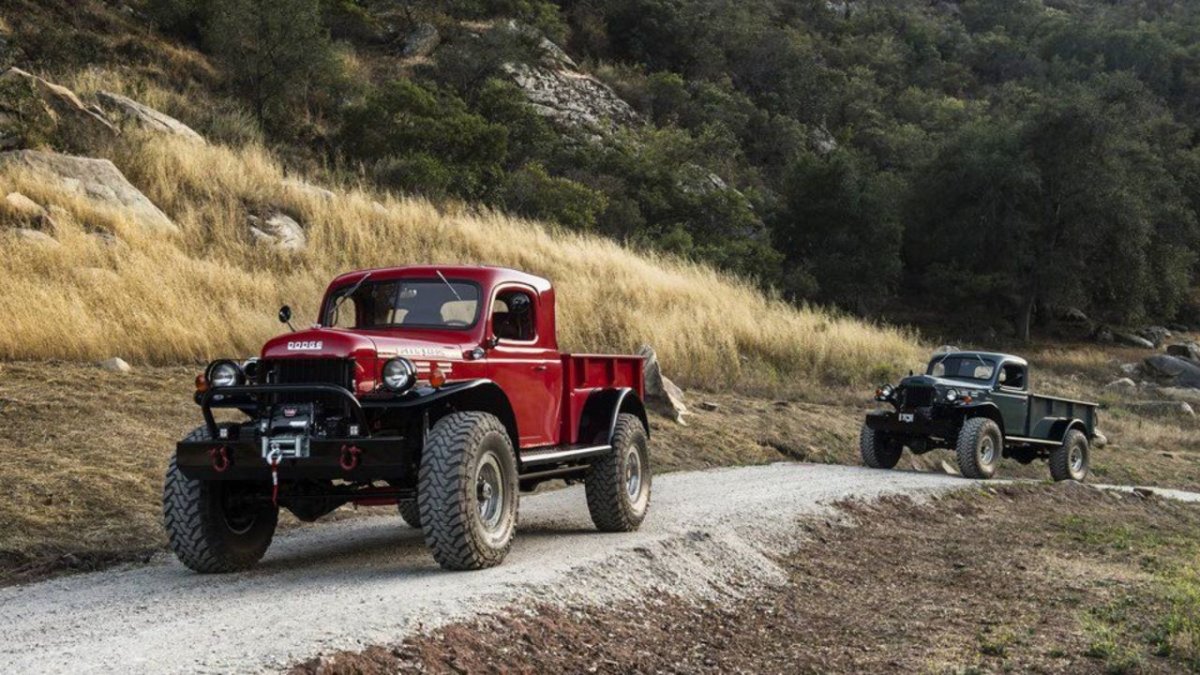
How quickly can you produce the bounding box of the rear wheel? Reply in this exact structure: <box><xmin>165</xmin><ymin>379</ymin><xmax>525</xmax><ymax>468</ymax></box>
<box><xmin>1050</xmin><ymin>429</ymin><xmax>1090</xmax><ymax>482</ymax></box>
<box><xmin>419</xmin><ymin>412</ymin><xmax>519</xmax><ymax>570</ymax></box>
<box><xmin>859</xmin><ymin>423</ymin><xmax>902</xmax><ymax>469</ymax></box>
<box><xmin>163</xmin><ymin>427</ymin><xmax>278</xmax><ymax>573</ymax></box>
<box><xmin>956</xmin><ymin>417</ymin><xmax>1002</xmax><ymax>480</ymax></box>
<box><xmin>586</xmin><ymin>413</ymin><xmax>651</xmax><ymax>532</ymax></box>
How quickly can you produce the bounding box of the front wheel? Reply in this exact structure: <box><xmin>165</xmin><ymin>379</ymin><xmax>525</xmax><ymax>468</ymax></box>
<box><xmin>859</xmin><ymin>423</ymin><xmax>902</xmax><ymax>469</ymax></box>
<box><xmin>163</xmin><ymin>431</ymin><xmax>278</xmax><ymax>573</ymax></box>
<box><xmin>397</xmin><ymin>499</ymin><xmax>421</xmax><ymax>528</ymax></box>
<box><xmin>956</xmin><ymin>417</ymin><xmax>1002</xmax><ymax>480</ymax></box>
<box><xmin>419</xmin><ymin>412</ymin><xmax>519</xmax><ymax>570</ymax></box>
<box><xmin>586</xmin><ymin>413</ymin><xmax>651</xmax><ymax>532</ymax></box>
<box><xmin>1050</xmin><ymin>429</ymin><xmax>1090</xmax><ymax>482</ymax></box>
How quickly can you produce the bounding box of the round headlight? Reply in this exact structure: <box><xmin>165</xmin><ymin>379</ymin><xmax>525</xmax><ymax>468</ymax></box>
<box><xmin>207</xmin><ymin>360</ymin><xmax>244</xmax><ymax>388</ymax></box>
<box><xmin>881</xmin><ymin>384</ymin><xmax>894</xmax><ymax>398</ymax></box>
<box><xmin>382</xmin><ymin>357</ymin><xmax>417</xmax><ymax>392</ymax></box>
<box><xmin>945</xmin><ymin>389</ymin><xmax>959</xmax><ymax>402</ymax></box>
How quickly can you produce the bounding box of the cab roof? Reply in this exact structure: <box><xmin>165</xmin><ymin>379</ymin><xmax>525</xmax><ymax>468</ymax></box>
<box><xmin>328</xmin><ymin>265</ymin><xmax>553</xmax><ymax>293</ymax></box>
<box><xmin>932</xmin><ymin>351</ymin><xmax>1028</xmax><ymax>368</ymax></box>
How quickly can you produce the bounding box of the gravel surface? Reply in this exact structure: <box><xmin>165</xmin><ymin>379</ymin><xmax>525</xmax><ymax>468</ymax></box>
<box><xmin>0</xmin><ymin>464</ymin><xmax>972</xmax><ymax>673</ymax></box>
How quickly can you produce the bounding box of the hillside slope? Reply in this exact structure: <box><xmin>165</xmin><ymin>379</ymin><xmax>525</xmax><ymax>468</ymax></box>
<box><xmin>0</xmin><ymin>62</ymin><xmax>918</xmax><ymax>384</ymax></box>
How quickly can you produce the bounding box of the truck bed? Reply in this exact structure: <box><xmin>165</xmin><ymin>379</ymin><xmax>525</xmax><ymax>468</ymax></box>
<box><xmin>559</xmin><ymin>354</ymin><xmax>645</xmax><ymax>446</ymax></box>
<box><xmin>1021</xmin><ymin>393</ymin><xmax>1098</xmax><ymax>440</ymax></box>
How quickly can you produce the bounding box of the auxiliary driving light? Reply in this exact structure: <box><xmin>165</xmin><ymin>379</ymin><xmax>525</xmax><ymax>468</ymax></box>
<box><xmin>382</xmin><ymin>357</ymin><xmax>417</xmax><ymax>392</ymax></box>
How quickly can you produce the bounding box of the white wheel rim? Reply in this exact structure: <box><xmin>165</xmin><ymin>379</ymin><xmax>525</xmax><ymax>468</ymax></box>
<box><xmin>625</xmin><ymin>446</ymin><xmax>642</xmax><ymax>500</ymax></box>
<box><xmin>980</xmin><ymin>437</ymin><xmax>995</xmax><ymax>465</ymax></box>
<box><xmin>475</xmin><ymin>452</ymin><xmax>505</xmax><ymax>531</ymax></box>
<box><xmin>1071</xmin><ymin>445</ymin><xmax>1084</xmax><ymax>473</ymax></box>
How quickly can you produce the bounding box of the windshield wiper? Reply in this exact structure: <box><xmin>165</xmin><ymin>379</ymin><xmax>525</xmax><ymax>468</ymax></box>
<box><xmin>327</xmin><ymin>272</ymin><xmax>371</xmax><ymax>326</ymax></box>
<box><xmin>436</xmin><ymin>270</ymin><xmax>462</xmax><ymax>301</ymax></box>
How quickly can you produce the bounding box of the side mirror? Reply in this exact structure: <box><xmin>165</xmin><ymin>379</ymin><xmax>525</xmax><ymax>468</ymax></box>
<box><xmin>484</xmin><ymin>335</ymin><xmax>499</xmax><ymax>349</ymax></box>
<box><xmin>278</xmin><ymin>305</ymin><xmax>295</xmax><ymax>332</ymax></box>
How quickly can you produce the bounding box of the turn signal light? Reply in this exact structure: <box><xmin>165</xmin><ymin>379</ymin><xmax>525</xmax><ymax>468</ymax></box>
<box><xmin>963</xmin><ymin>395</ymin><xmax>973</xmax><ymax>404</ymax></box>
<box><xmin>195</xmin><ymin>373</ymin><xmax>209</xmax><ymax>394</ymax></box>
<box><xmin>429</xmin><ymin>365</ymin><xmax>446</xmax><ymax>388</ymax></box>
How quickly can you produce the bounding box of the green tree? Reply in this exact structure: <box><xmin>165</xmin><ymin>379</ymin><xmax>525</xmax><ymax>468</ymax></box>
<box><xmin>205</xmin><ymin>0</ymin><xmax>339</xmax><ymax>128</ymax></box>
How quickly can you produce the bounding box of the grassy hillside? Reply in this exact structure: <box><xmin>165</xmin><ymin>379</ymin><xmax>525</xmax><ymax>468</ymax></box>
<box><xmin>0</xmin><ymin>76</ymin><xmax>919</xmax><ymax>386</ymax></box>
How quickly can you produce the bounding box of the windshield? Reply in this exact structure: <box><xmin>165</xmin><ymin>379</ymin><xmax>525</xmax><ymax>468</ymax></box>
<box><xmin>928</xmin><ymin>356</ymin><xmax>996</xmax><ymax>382</ymax></box>
<box><xmin>323</xmin><ymin>279</ymin><xmax>480</xmax><ymax>330</ymax></box>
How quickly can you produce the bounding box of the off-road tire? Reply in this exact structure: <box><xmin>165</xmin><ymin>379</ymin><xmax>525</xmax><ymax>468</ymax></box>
<box><xmin>1050</xmin><ymin>429</ymin><xmax>1090</xmax><ymax>482</ymax></box>
<box><xmin>586</xmin><ymin>413</ymin><xmax>651</xmax><ymax>532</ymax></box>
<box><xmin>859</xmin><ymin>423</ymin><xmax>902</xmax><ymax>469</ymax></box>
<box><xmin>397</xmin><ymin>499</ymin><xmax>421</xmax><ymax>528</ymax></box>
<box><xmin>163</xmin><ymin>426</ymin><xmax>278</xmax><ymax>573</ymax></box>
<box><xmin>956</xmin><ymin>417</ymin><xmax>1002</xmax><ymax>480</ymax></box>
<box><xmin>419</xmin><ymin>412</ymin><xmax>519</xmax><ymax>570</ymax></box>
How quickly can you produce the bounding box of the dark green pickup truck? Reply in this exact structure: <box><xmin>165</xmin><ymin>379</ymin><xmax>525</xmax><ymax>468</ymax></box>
<box><xmin>861</xmin><ymin>351</ymin><xmax>1099</xmax><ymax>481</ymax></box>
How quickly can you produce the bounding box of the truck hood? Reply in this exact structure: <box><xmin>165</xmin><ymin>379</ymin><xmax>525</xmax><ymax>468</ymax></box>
<box><xmin>899</xmin><ymin>374</ymin><xmax>991</xmax><ymax>392</ymax></box>
<box><xmin>261</xmin><ymin>328</ymin><xmax>469</xmax><ymax>362</ymax></box>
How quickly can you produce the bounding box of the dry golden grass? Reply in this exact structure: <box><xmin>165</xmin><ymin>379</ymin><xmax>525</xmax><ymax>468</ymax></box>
<box><xmin>0</xmin><ymin>77</ymin><xmax>921</xmax><ymax>385</ymax></box>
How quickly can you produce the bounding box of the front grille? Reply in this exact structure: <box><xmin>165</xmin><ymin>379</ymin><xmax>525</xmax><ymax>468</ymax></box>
<box><xmin>900</xmin><ymin>386</ymin><xmax>934</xmax><ymax>408</ymax></box>
<box><xmin>259</xmin><ymin>358</ymin><xmax>355</xmax><ymax>405</ymax></box>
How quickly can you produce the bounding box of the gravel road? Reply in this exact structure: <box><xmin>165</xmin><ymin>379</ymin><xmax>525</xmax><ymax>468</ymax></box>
<box><xmin>0</xmin><ymin>464</ymin><xmax>973</xmax><ymax>673</ymax></box>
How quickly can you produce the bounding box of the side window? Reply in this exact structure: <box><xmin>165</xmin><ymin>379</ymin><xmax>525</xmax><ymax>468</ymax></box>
<box><xmin>1000</xmin><ymin>364</ymin><xmax>1026</xmax><ymax>389</ymax></box>
<box><xmin>492</xmin><ymin>289</ymin><xmax>536</xmax><ymax>341</ymax></box>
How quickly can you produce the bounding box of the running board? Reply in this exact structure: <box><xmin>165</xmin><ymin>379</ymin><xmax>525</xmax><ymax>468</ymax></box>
<box><xmin>520</xmin><ymin>444</ymin><xmax>612</xmax><ymax>468</ymax></box>
<box><xmin>1006</xmin><ymin>435</ymin><xmax>1060</xmax><ymax>447</ymax></box>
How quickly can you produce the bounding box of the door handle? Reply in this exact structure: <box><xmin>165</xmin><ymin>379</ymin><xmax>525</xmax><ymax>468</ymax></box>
<box><xmin>532</xmin><ymin>364</ymin><xmax>548</xmax><ymax>372</ymax></box>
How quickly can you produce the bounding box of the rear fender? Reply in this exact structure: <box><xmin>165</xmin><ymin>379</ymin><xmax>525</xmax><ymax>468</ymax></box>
<box><xmin>1049</xmin><ymin>419</ymin><xmax>1089</xmax><ymax>444</ymax></box>
<box><xmin>579</xmin><ymin>388</ymin><xmax>649</xmax><ymax>445</ymax></box>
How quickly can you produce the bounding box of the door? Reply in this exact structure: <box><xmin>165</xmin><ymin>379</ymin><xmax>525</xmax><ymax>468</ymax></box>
<box><xmin>991</xmin><ymin>362</ymin><xmax>1029</xmax><ymax>436</ymax></box>
<box><xmin>486</xmin><ymin>285</ymin><xmax>563</xmax><ymax>448</ymax></box>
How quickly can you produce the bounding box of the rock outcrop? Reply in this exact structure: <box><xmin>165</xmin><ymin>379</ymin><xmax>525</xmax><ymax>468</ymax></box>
<box><xmin>504</xmin><ymin>62</ymin><xmax>639</xmax><ymax>136</ymax></box>
<box><xmin>0</xmin><ymin>150</ymin><xmax>177</xmax><ymax>234</ymax></box>
<box><xmin>1143</xmin><ymin>354</ymin><xmax>1200</xmax><ymax>388</ymax></box>
<box><xmin>638</xmin><ymin>344</ymin><xmax>688</xmax><ymax>425</ymax></box>
<box><xmin>97</xmin><ymin>91</ymin><xmax>204</xmax><ymax>144</ymax></box>
<box><xmin>400</xmin><ymin>22</ymin><xmax>441</xmax><ymax>58</ymax></box>
<box><xmin>248</xmin><ymin>212</ymin><xmax>306</xmax><ymax>252</ymax></box>
<box><xmin>0</xmin><ymin>67</ymin><xmax>117</xmax><ymax>148</ymax></box>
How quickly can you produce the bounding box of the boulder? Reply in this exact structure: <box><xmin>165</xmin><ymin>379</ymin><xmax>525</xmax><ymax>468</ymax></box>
<box><xmin>1062</xmin><ymin>306</ymin><xmax>1090</xmax><ymax>323</ymax></box>
<box><xmin>4</xmin><ymin>191</ymin><xmax>46</xmax><ymax>218</ymax></box>
<box><xmin>1102</xmin><ymin>378</ymin><xmax>1138</xmax><ymax>396</ymax></box>
<box><xmin>637</xmin><ymin>344</ymin><xmax>688</xmax><ymax>425</ymax></box>
<box><xmin>1138</xmin><ymin>326</ymin><xmax>1171</xmax><ymax>348</ymax></box>
<box><xmin>1092</xmin><ymin>429</ymin><xmax>1108</xmax><ymax>449</ymax></box>
<box><xmin>1115</xmin><ymin>332</ymin><xmax>1154</xmax><ymax>349</ymax></box>
<box><xmin>0</xmin><ymin>150</ymin><xmax>177</xmax><ymax>234</ymax></box>
<box><xmin>1119</xmin><ymin>362</ymin><xmax>1140</xmax><ymax>376</ymax></box>
<box><xmin>1166</xmin><ymin>342</ymin><xmax>1200</xmax><ymax>362</ymax></box>
<box><xmin>400</xmin><ymin>22</ymin><xmax>440</xmax><ymax>58</ymax></box>
<box><xmin>503</xmin><ymin>62</ymin><xmax>639</xmax><ymax>136</ymax></box>
<box><xmin>1143</xmin><ymin>354</ymin><xmax>1200</xmax><ymax>388</ymax></box>
<box><xmin>96</xmin><ymin>91</ymin><xmax>205</xmax><ymax>144</ymax></box>
<box><xmin>248</xmin><ymin>212</ymin><xmax>306</xmax><ymax>252</ymax></box>
<box><xmin>1122</xmin><ymin>400</ymin><xmax>1195</xmax><ymax>418</ymax></box>
<box><xmin>0</xmin><ymin>67</ymin><xmax>117</xmax><ymax>147</ymax></box>
<box><xmin>11</xmin><ymin>227</ymin><xmax>57</xmax><ymax>245</ymax></box>
<box><xmin>98</xmin><ymin>357</ymin><xmax>132</xmax><ymax>373</ymax></box>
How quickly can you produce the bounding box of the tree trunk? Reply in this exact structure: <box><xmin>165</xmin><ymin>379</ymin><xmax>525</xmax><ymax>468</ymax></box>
<box><xmin>1016</xmin><ymin>290</ymin><xmax>1036</xmax><ymax>343</ymax></box>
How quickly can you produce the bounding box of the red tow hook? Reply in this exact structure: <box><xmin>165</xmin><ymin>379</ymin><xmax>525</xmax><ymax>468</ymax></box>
<box><xmin>210</xmin><ymin>446</ymin><xmax>231</xmax><ymax>473</ymax></box>
<box><xmin>339</xmin><ymin>445</ymin><xmax>362</xmax><ymax>472</ymax></box>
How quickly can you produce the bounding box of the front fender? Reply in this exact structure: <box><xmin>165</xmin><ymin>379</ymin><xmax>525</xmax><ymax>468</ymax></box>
<box><xmin>957</xmin><ymin>402</ymin><xmax>1006</xmax><ymax>436</ymax></box>
<box><xmin>365</xmin><ymin>379</ymin><xmax>519</xmax><ymax>448</ymax></box>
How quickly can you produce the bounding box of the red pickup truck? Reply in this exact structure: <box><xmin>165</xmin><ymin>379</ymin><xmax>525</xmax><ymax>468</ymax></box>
<box><xmin>166</xmin><ymin>266</ymin><xmax>650</xmax><ymax>572</ymax></box>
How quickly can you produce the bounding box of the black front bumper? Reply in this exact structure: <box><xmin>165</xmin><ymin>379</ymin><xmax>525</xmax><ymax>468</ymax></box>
<box><xmin>176</xmin><ymin>435</ymin><xmax>412</xmax><ymax>481</ymax></box>
<box><xmin>864</xmin><ymin>409</ymin><xmax>958</xmax><ymax>441</ymax></box>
